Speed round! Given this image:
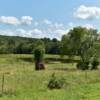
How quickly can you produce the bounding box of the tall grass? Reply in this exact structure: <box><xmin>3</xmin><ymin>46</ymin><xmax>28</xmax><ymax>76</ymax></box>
<box><xmin>0</xmin><ymin>54</ymin><xmax>99</xmax><ymax>99</ymax></box>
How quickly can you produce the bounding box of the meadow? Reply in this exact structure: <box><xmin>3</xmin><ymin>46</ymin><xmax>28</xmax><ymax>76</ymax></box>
<box><xmin>0</xmin><ymin>54</ymin><xmax>100</xmax><ymax>100</ymax></box>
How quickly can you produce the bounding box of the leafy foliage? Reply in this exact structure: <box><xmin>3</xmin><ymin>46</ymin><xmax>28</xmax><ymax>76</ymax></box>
<box><xmin>77</xmin><ymin>60</ymin><xmax>89</xmax><ymax>70</ymax></box>
<box><xmin>34</xmin><ymin>46</ymin><xmax>45</xmax><ymax>62</ymax></box>
<box><xmin>61</xmin><ymin>27</ymin><xmax>99</xmax><ymax>70</ymax></box>
<box><xmin>48</xmin><ymin>73</ymin><xmax>65</xmax><ymax>89</ymax></box>
<box><xmin>34</xmin><ymin>40</ymin><xmax>45</xmax><ymax>70</ymax></box>
<box><xmin>91</xmin><ymin>58</ymin><xmax>99</xmax><ymax>70</ymax></box>
<box><xmin>0</xmin><ymin>35</ymin><xmax>60</xmax><ymax>54</ymax></box>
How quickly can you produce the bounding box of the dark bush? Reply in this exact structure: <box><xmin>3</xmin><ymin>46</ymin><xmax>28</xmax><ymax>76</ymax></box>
<box><xmin>48</xmin><ymin>73</ymin><xmax>65</xmax><ymax>89</ymax></box>
<box><xmin>77</xmin><ymin>61</ymin><xmax>89</xmax><ymax>70</ymax></box>
<box><xmin>34</xmin><ymin>46</ymin><xmax>45</xmax><ymax>70</ymax></box>
<box><xmin>91</xmin><ymin>59</ymin><xmax>99</xmax><ymax>70</ymax></box>
<box><xmin>34</xmin><ymin>46</ymin><xmax>45</xmax><ymax>62</ymax></box>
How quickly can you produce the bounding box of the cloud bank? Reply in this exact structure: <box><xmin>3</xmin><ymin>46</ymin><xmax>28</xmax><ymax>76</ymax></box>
<box><xmin>0</xmin><ymin>16</ymin><xmax>33</xmax><ymax>25</ymax></box>
<box><xmin>74</xmin><ymin>5</ymin><xmax>100</xmax><ymax>20</ymax></box>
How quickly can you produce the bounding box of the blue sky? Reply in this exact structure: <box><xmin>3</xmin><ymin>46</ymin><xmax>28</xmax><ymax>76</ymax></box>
<box><xmin>0</xmin><ymin>0</ymin><xmax>100</xmax><ymax>39</ymax></box>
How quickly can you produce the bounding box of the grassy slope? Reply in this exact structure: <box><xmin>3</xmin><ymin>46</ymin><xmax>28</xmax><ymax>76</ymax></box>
<box><xmin>0</xmin><ymin>54</ymin><xmax>99</xmax><ymax>100</ymax></box>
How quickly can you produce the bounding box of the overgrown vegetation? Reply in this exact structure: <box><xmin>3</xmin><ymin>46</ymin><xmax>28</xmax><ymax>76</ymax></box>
<box><xmin>91</xmin><ymin>58</ymin><xmax>99</xmax><ymax>70</ymax></box>
<box><xmin>34</xmin><ymin>41</ymin><xmax>45</xmax><ymax>70</ymax></box>
<box><xmin>48</xmin><ymin>73</ymin><xmax>65</xmax><ymax>89</ymax></box>
<box><xmin>0</xmin><ymin>54</ymin><xmax>100</xmax><ymax>99</ymax></box>
<box><xmin>61</xmin><ymin>27</ymin><xmax>100</xmax><ymax>70</ymax></box>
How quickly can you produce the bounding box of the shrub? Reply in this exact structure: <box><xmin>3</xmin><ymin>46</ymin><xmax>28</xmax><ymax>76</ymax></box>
<box><xmin>77</xmin><ymin>61</ymin><xmax>89</xmax><ymax>70</ymax></box>
<box><xmin>34</xmin><ymin>46</ymin><xmax>45</xmax><ymax>62</ymax></box>
<box><xmin>48</xmin><ymin>73</ymin><xmax>65</xmax><ymax>89</ymax></box>
<box><xmin>34</xmin><ymin>46</ymin><xmax>45</xmax><ymax>70</ymax></box>
<box><xmin>91</xmin><ymin>59</ymin><xmax>99</xmax><ymax>70</ymax></box>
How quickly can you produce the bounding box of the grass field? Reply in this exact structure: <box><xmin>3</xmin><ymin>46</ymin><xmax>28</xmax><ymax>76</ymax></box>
<box><xmin>0</xmin><ymin>54</ymin><xmax>100</xmax><ymax>100</ymax></box>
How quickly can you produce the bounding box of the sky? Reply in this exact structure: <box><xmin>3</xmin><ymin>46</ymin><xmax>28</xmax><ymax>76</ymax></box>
<box><xmin>0</xmin><ymin>0</ymin><xmax>100</xmax><ymax>39</ymax></box>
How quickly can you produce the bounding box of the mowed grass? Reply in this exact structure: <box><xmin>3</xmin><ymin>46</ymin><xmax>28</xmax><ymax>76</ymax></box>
<box><xmin>0</xmin><ymin>54</ymin><xmax>100</xmax><ymax>100</ymax></box>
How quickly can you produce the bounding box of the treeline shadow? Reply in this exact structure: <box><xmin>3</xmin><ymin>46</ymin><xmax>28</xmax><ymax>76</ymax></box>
<box><xmin>45</xmin><ymin>58</ymin><xmax>79</xmax><ymax>64</ymax></box>
<box><xmin>17</xmin><ymin>57</ymin><xmax>79</xmax><ymax>64</ymax></box>
<box><xmin>17</xmin><ymin>57</ymin><xmax>34</xmax><ymax>62</ymax></box>
<box><xmin>52</xmin><ymin>67</ymin><xmax>77</xmax><ymax>72</ymax></box>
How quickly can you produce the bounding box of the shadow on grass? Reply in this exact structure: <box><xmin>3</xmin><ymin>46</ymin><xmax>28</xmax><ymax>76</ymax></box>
<box><xmin>17</xmin><ymin>57</ymin><xmax>79</xmax><ymax>64</ymax></box>
<box><xmin>46</xmin><ymin>58</ymin><xmax>79</xmax><ymax>64</ymax></box>
<box><xmin>0</xmin><ymin>90</ymin><xmax>17</xmax><ymax>98</ymax></box>
<box><xmin>17</xmin><ymin>57</ymin><xmax>34</xmax><ymax>62</ymax></box>
<box><xmin>52</xmin><ymin>67</ymin><xmax>77</xmax><ymax>72</ymax></box>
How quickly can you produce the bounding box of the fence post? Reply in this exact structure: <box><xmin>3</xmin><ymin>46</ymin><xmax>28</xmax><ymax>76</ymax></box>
<box><xmin>1</xmin><ymin>73</ymin><xmax>5</xmax><ymax>94</ymax></box>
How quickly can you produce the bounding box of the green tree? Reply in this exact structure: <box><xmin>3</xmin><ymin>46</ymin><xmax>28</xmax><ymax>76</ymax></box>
<box><xmin>7</xmin><ymin>39</ymin><xmax>16</xmax><ymax>53</ymax></box>
<box><xmin>34</xmin><ymin>40</ymin><xmax>45</xmax><ymax>70</ymax></box>
<box><xmin>61</xmin><ymin>27</ymin><xmax>99</xmax><ymax>70</ymax></box>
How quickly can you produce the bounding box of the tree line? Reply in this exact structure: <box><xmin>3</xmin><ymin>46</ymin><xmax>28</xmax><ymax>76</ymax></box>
<box><xmin>0</xmin><ymin>35</ymin><xmax>60</xmax><ymax>54</ymax></box>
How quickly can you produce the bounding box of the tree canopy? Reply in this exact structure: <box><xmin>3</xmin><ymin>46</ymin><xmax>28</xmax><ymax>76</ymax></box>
<box><xmin>61</xmin><ymin>27</ymin><xmax>99</xmax><ymax>70</ymax></box>
<box><xmin>0</xmin><ymin>35</ymin><xmax>60</xmax><ymax>54</ymax></box>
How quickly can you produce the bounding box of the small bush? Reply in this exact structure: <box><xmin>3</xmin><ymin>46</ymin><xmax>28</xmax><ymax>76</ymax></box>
<box><xmin>77</xmin><ymin>61</ymin><xmax>89</xmax><ymax>70</ymax></box>
<box><xmin>34</xmin><ymin>46</ymin><xmax>45</xmax><ymax>62</ymax></box>
<box><xmin>34</xmin><ymin>46</ymin><xmax>45</xmax><ymax>70</ymax></box>
<box><xmin>91</xmin><ymin>59</ymin><xmax>99</xmax><ymax>70</ymax></box>
<box><xmin>48</xmin><ymin>73</ymin><xmax>65</xmax><ymax>89</ymax></box>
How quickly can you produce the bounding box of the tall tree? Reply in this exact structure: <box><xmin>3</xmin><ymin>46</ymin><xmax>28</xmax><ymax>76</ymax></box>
<box><xmin>34</xmin><ymin>40</ymin><xmax>45</xmax><ymax>70</ymax></box>
<box><xmin>61</xmin><ymin>27</ymin><xmax>99</xmax><ymax>70</ymax></box>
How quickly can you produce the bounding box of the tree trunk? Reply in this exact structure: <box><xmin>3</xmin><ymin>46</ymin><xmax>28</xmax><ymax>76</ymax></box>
<box><xmin>35</xmin><ymin>61</ymin><xmax>45</xmax><ymax>70</ymax></box>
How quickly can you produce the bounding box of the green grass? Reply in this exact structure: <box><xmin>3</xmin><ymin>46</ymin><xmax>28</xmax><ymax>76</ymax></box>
<box><xmin>0</xmin><ymin>54</ymin><xmax>99</xmax><ymax>99</ymax></box>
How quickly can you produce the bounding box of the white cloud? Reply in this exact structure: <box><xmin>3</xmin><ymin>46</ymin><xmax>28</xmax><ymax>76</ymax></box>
<box><xmin>16</xmin><ymin>28</ymin><xmax>67</xmax><ymax>39</ymax></box>
<box><xmin>16</xmin><ymin>29</ymin><xmax>26</xmax><ymax>35</ymax></box>
<box><xmin>54</xmin><ymin>23</ymin><xmax>64</xmax><ymax>28</ymax></box>
<box><xmin>0</xmin><ymin>18</ymin><xmax>70</xmax><ymax>39</ymax></box>
<box><xmin>29</xmin><ymin>29</ymin><xmax>43</xmax><ymax>34</ymax></box>
<box><xmin>21</xmin><ymin>16</ymin><xmax>33</xmax><ymax>25</ymax></box>
<box><xmin>0</xmin><ymin>29</ymin><xmax>18</xmax><ymax>36</ymax></box>
<box><xmin>48</xmin><ymin>29</ymin><xmax>69</xmax><ymax>40</ymax></box>
<box><xmin>74</xmin><ymin>5</ymin><xmax>100</xmax><ymax>20</ymax></box>
<box><xmin>0</xmin><ymin>16</ymin><xmax>20</xmax><ymax>25</ymax></box>
<box><xmin>0</xmin><ymin>27</ymin><xmax>69</xmax><ymax>40</ymax></box>
<box><xmin>43</xmin><ymin>19</ymin><xmax>52</xmax><ymax>25</ymax></box>
<box><xmin>0</xmin><ymin>16</ymin><xmax>33</xmax><ymax>25</ymax></box>
<box><xmin>83</xmin><ymin>24</ymin><xmax>95</xmax><ymax>29</ymax></box>
<box><xmin>16</xmin><ymin>28</ymin><xmax>43</xmax><ymax>38</ymax></box>
<box><xmin>54</xmin><ymin>29</ymin><xmax>68</xmax><ymax>35</ymax></box>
